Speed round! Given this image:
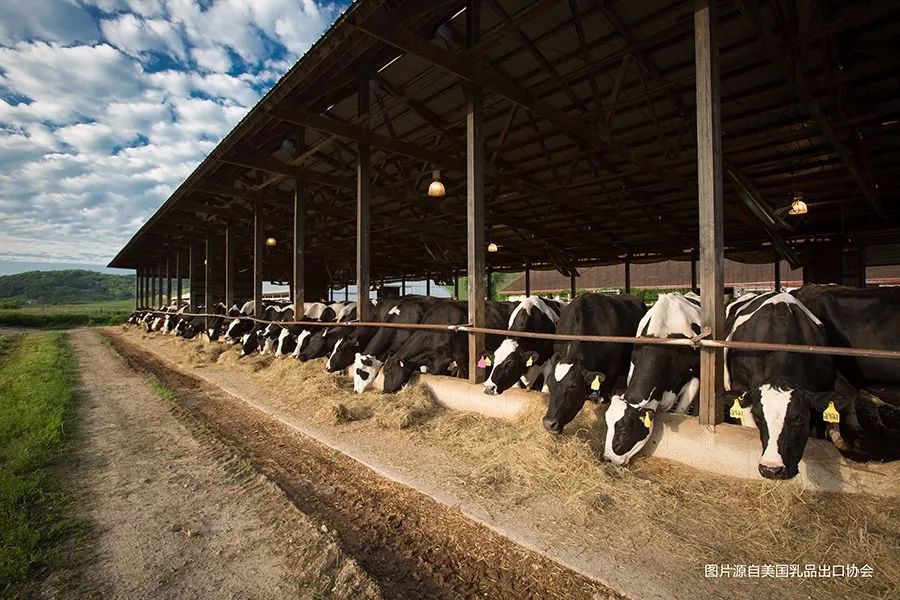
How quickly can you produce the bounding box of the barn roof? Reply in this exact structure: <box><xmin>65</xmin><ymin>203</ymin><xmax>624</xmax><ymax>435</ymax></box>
<box><xmin>109</xmin><ymin>0</ymin><xmax>900</xmax><ymax>285</ymax></box>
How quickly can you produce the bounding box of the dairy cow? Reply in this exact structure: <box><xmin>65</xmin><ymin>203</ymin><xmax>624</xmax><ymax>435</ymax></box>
<box><xmin>274</xmin><ymin>302</ymin><xmax>333</xmax><ymax>357</ymax></box>
<box><xmin>352</xmin><ymin>296</ymin><xmax>442</xmax><ymax>393</ymax></box>
<box><xmin>324</xmin><ymin>299</ymin><xmax>404</xmax><ymax>372</ymax></box>
<box><xmin>603</xmin><ymin>292</ymin><xmax>701</xmax><ymax>465</ymax></box>
<box><xmin>482</xmin><ymin>297</ymin><xmax>566</xmax><ymax>395</ymax></box>
<box><xmin>791</xmin><ymin>285</ymin><xmax>900</xmax><ymax>460</ymax></box>
<box><xmin>381</xmin><ymin>301</ymin><xmax>515</xmax><ymax>393</ymax></box>
<box><xmin>542</xmin><ymin>293</ymin><xmax>647</xmax><ymax>434</ymax></box>
<box><xmin>297</xmin><ymin>302</ymin><xmax>359</xmax><ymax>361</ymax></box>
<box><xmin>720</xmin><ymin>291</ymin><xmax>854</xmax><ymax>479</ymax></box>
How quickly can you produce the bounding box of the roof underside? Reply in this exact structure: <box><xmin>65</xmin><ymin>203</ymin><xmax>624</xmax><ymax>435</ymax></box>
<box><xmin>109</xmin><ymin>0</ymin><xmax>900</xmax><ymax>285</ymax></box>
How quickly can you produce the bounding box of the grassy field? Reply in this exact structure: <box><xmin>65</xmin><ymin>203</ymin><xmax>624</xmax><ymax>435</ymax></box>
<box><xmin>0</xmin><ymin>332</ymin><xmax>80</xmax><ymax>596</ymax></box>
<box><xmin>0</xmin><ymin>299</ymin><xmax>133</xmax><ymax>328</ymax></box>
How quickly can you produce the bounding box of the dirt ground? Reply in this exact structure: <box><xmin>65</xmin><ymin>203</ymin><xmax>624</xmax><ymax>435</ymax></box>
<box><xmin>93</xmin><ymin>331</ymin><xmax>622</xmax><ymax>600</ymax></box>
<box><xmin>40</xmin><ymin>331</ymin><xmax>381</xmax><ymax>599</ymax></box>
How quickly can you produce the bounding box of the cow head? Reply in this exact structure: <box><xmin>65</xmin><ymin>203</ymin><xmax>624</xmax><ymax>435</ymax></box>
<box><xmin>603</xmin><ymin>396</ymin><xmax>657</xmax><ymax>465</ymax></box>
<box><xmin>353</xmin><ymin>353</ymin><xmax>383</xmax><ymax>393</ymax></box>
<box><xmin>239</xmin><ymin>331</ymin><xmax>260</xmax><ymax>357</ymax></box>
<box><xmin>542</xmin><ymin>353</ymin><xmax>606</xmax><ymax>434</ymax></box>
<box><xmin>722</xmin><ymin>384</ymin><xmax>857</xmax><ymax>479</ymax></box>
<box><xmin>275</xmin><ymin>328</ymin><xmax>296</xmax><ymax>357</ymax></box>
<box><xmin>325</xmin><ymin>337</ymin><xmax>359</xmax><ymax>373</ymax></box>
<box><xmin>291</xmin><ymin>329</ymin><xmax>314</xmax><ymax>359</ymax></box>
<box><xmin>482</xmin><ymin>338</ymin><xmax>540</xmax><ymax>395</ymax></box>
<box><xmin>224</xmin><ymin>317</ymin><xmax>252</xmax><ymax>343</ymax></box>
<box><xmin>382</xmin><ymin>355</ymin><xmax>415</xmax><ymax>393</ymax></box>
<box><xmin>297</xmin><ymin>327</ymin><xmax>331</xmax><ymax>361</ymax></box>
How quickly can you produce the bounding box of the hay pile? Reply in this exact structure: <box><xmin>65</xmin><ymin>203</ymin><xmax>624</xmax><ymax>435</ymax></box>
<box><xmin>118</xmin><ymin>327</ymin><xmax>900</xmax><ymax>598</ymax></box>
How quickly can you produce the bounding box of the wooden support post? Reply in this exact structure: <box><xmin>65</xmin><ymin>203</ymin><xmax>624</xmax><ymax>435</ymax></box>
<box><xmin>225</xmin><ymin>221</ymin><xmax>235</xmax><ymax>310</ymax></box>
<box><xmin>625</xmin><ymin>258</ymin><xmax>632</xmax><ymax>294</ymax></box>
<box><xmin>425</xmin><ymin>275</ymin><xmax>430</xmax><ymax>296</ymax></box>
<box><xmin>135</xmin><ymin>269</ymin><xmax>141</xmax><ymax>309</ymax></box>
<box><xmin>454</xmin><ymin>274</ymin><xmax>460</xmax><ymax>299</ymax></box>
<box><xmin>401</xmin><ymin>276</ymin><xmax>406</xmax><ymax>296</ymax></box>
<box><xmin>858</xmin><ymin>246</ymin><xmax>867</xmax><ymax>287</ymax></box>
<box><xmin>466</xmin><ymin>0</ymin><xmax>486</xmax><ymax>384</ymax></box>
<box><xmin>204</xmin><ymin>232</ymin><xmax>211</xmax><ymax>328</ymax></box>
<box><xmin>188</xmin><ymin>242</ymin><xmax>197</xmax><ymax>312</ymax></box>
<box><xmin>570</xmin><ymin>271</ymin><xmax>576</xmax><ymax>298</ymax></box>
<box><xmin>344</xmin><ymin>285</ymin><xmax>349</xmax><ymax>302</ymax></box>
<box><xmin>166</xmin><ymin>257</ymin><xmax>172</xmax><ymax>306</ymax></box>
<box><xmin>525</xmin><ymin>266</ymin><xmax>531</xmax><ymax>296</ymax></box>
<box><xmin>158</xmin><ymin>263</ymin><xmax>164</xmax><ymax>308</ymax></box>
<box><xmin>149</xmin><ymin>265</ymin><xmax>156</xmax><ymax>308</ymax></box>
<box><xmin>356</xmin><ymin>73</ymin><xmax>371</xmax><ymax>319</ymax></box>
<box><xmin>176</xmin><ymin>251</ymin><xmax>183</xmax><ymax>308</ymax></box>
<box><xmin>695</xmin><ymin>0</ymin><xmax>726</xmax><ymax>427</ymax></box>
<box><xmin>487</xmin><ymin>269</ymin><xmax>493</xmax><ymax>300</ymax></box>
<box><xmin>253</xmin><ymin>194</ymin><xmax>264</xmax><ymax>317</ymax></box>
<box><xmin>774</xmin><ymin>260</ymin><xmax>781</xmax><ymax>291</ymax></box>
<box><xmin>293</xmin><ymin>176</ymin><xmax>306</xmax><ymax>317</ymax></box>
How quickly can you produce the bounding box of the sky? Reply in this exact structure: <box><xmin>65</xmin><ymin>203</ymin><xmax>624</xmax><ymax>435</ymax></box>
<box><xmin>0</xmin><ymin>0</ymin><xmax>347</xmax><ymax>275</ymax></box>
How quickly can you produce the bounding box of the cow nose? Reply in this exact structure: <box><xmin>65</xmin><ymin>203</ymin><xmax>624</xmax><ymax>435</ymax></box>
<box><xmin>542</xmin><ymin>417</ymin><xmax>562</xmax><ymax>434</ymax></box>
<box><xmin>758</xmin><ymin>464</ymin><xmax>785</xmax><ymax>479</ymax></box>
<box><xmin>483</xmin><ymin>385</ymin><xmax>496</xmax><ymax>395</ymax></box>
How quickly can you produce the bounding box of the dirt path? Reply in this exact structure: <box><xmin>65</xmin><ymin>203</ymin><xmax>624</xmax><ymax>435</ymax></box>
<box><xmin>46</xmin><ymin>330</ymin><xmax>379</xmax><ymax>599</ymax></box>
<box><xmin>100</xmin><ymin>331</ymin><xmax>621</xmax><ymax>600</ymax></box>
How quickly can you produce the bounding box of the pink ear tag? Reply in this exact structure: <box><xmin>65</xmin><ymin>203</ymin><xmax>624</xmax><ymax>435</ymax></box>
<box><xmin>477</xmin><ymin>356</ymin><xmax>486</xmax><ymax>369</ymax></box>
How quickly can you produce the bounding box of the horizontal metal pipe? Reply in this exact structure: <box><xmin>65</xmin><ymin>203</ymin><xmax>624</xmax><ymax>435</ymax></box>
<box><xmin>136</xmin><ymin>311</ymin><xmax>900</xmax><ymax>361</ymax></box>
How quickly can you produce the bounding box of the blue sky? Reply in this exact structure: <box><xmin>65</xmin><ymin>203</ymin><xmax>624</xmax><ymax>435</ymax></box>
<box><xmin>0</xmin><ymin>0</ymin><xmax>346</xmax><ymax>273</ymax></box>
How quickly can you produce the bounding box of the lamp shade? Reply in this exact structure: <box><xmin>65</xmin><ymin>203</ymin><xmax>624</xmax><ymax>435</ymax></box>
<box><xmin>265</xmin><ymin>237</ymin><xmax>277</xmax><ymax>246</ymax></box>
<box><xmin>427</xmin><ymin>169</ymin><xmax>445</xmax><ymax>197</ymax></box>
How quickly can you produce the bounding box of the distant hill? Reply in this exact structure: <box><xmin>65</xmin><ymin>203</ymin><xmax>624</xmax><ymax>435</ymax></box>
<box><xmin>0</xmin><ymin>270</ymin><xmax>135</xmax><ymax>304</ymax></box>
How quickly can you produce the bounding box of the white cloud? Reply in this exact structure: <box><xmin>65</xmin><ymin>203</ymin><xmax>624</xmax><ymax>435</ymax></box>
<box><xmin>0</xmin><ymin>0</ymin><xmax>98</xmax><ymax>45</ymax></box>
<box><xmin>0</xmin><ymin>0</ymin><xmax>344</xmax><ymax>264</ymax></box>
<box><xmin>99</xmin><ymin>13</ymin><xmax>187</xmax><ymax>61</ymax></box>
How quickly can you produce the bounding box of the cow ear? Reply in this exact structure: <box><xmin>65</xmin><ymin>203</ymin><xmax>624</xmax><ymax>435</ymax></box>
<box><xmin>542</xmin><ymin>352</ymin><xmax>560</xmax><ymax>380</ymax></box>
<box><xmin>720</xmin><ymin>389</ymin><xmax>751</xmax><ymax>421</ymax></box>
<box><xmin>810</xmin><ymin>392</ymin><xmax>856</xmax><ymax>424</ymax></box>
<box><xmin>522</xmin><ymin>351</ymin><xmax>540</xmax><ymax>368</ymax></box>
<box><xmin>477</xmin><ymin>351</ymin><xmax>494</xmax><ymax>369</ymax></box>
<box><xmin>640</xmin><ymin>408</ymin><xmax>655</xmax><ymax>431</ymax></box>
<box><xmin>582</xmin><ymin>370</ymin><xmax>606</xmax><ymax>392</ymax></box>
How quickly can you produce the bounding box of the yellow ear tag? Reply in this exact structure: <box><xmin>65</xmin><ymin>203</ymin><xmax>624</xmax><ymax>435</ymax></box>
<box><xmin>590</xmin><ymin>375</ymin><xmax>601</xmax><ymax>391</ymax></box>
<box><xmin>322</xmin><ymin>328</ymin><xmax>328</xmax><ymax>337</ymax></box>
<box><xmin>729</xmin><ymin>397</ymin><xmax>745</xmax><ymax>420</ymax></box>
<box><xmin>484</xmin><ymin>356</ymin><xmax>492</xmax><ymax>366</ymax></box>
<box><xmin>641</xmin><ymin>411</ymin><xmax>652</xmax><ymax>429</ymax></box>
<box><xmin>823</xmin><ymin>400</ymin><xmax>840</xmax><ymax>424</ymax></box>
<box><xmin>525</xmin><ymin>356</ymin><xmax>534</xmax><ymax>367</ymax></box>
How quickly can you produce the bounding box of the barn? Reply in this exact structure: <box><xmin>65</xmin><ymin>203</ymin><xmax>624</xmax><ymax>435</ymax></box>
<box><xmin>109</xmin><ymin>0</ymin><xmax>900</xmax><ymax>428</ymax></box>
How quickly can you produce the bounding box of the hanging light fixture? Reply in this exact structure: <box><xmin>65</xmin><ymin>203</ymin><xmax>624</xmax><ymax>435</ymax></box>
<box><xmin>265</xmin><ymin>236</ymin><xmax>277</xmax><ymax>246</ymax></box>
<box><xmin>487</xmin><ymin>242</ymin><xmax>499</xmax><ymax>253</ymax></box>
<box><xmin>788</xmin><ymin>192</ymin><xmax>808</xmax><ymax>215</ymax></box>
<box><xmin>427</xmin><ymin>170</ymin><xmax>445</xmax><ymax>197</ymax></box>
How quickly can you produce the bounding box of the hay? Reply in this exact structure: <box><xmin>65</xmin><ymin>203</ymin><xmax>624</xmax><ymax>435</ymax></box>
<box><xmin>118</xmin><ymin>326</ymin><xmax>900</xmax><ymax>599</ymax></box>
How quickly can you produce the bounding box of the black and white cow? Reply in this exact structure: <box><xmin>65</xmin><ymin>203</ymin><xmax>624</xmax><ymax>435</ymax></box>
<box><xmin>325</xmin><ymin>296</ymin><xmax>420</xmax><ymax>373</ymax></box>
<box><xmin>257</xmin><ymin>306</ymin><xmax>294</xmax><ymax>355</ymax></box>
<box><xmin>381</xmin><ymin>301</ymin><xmax>515</xmax><ymax>393</ymax></box>
<box><xmin>603</xmin><ymin>292</ymin><xmax>701</xmax><ymax>465</ymax></box>
<box><xmin>351</xmin><ymin>296</ymin><xmax>442</xmax><ymax>393</ymax></box>
<box><xmin>239</xmin><ymin>304</ymin><xmax>282</xmax><ymax>356</ymax></box>
<box><xmin>791</xmin><ymin>284</ymin><xmax>900</xmax><ymax>460</ymax></box>
<box><xmin>482</xmin><ymin>297</ymin><xmax>566</xmax><ymax>395</ymax></box>
<box><xmin>296</xmin><ymin>302</ymin><xmax>359</xmax><ymax>361</ymax></box>
<box><xmin>542</xmin><ymin>293</ymin><xmax>647</xmax><ymax>434</ymax></box>
<box><xmin>720</xmin><ymin>291</ymin><xmax>853</xmax><ymax>479</ymax></box>
<box><xmin>274</xmin><ymin>302</ymin><xmax>333</xmax><ymax>358</ymax></box>
<box><xmin>223</xmin><ymin>300</ymin><xmax>257</xmax><ymax>343</ymax></box>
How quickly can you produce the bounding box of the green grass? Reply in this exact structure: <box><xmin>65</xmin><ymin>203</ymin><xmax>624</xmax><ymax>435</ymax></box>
<box><xmin>0</xmin><ymin>299</ymin><xmax>134</xmax><ymax>329</ymax></box>
<box><xmin>0</xmin><ymin>332</ymin><xmax>80</xmax><ymax>595</ymax></box>
<box><xmin>147</xmin><ymin>376</ymin><xmax>176</xmax><ymax>404</ymax></box>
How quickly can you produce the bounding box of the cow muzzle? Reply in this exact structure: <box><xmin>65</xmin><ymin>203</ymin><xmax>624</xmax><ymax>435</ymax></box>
<box><xmin>758</xmin><ymin>464</ymin><xmax>787</xmax><ymax>479</ymax></box>
<box><xmin>542</xmin><ymin>417</ymin><xmax>563</xmax><ymax>434</ymax></box>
